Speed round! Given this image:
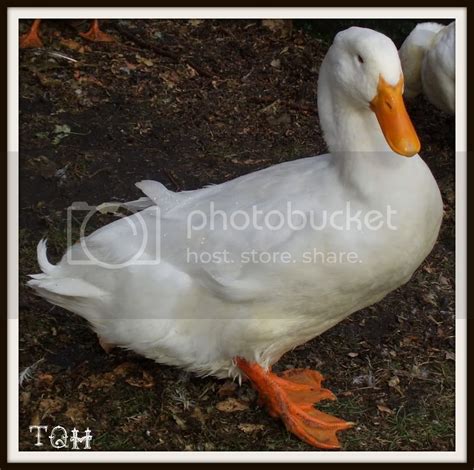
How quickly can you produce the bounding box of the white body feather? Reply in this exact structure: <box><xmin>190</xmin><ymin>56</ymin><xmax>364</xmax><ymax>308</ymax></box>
<box><xmin>29</xmin><ymin>28</ymin><xmax>443</xmax><ymax>379</ymax></box>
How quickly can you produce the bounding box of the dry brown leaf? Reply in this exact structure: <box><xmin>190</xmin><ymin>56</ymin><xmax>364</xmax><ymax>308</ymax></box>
<box><xmin>172</xmin><ymin>414</ymin><xmax>187</xmax><ymax>430</ymax></box>
<box><xmin>79</xmin><ymin>362</ymin><xmax>135</xmax><ymax>390</ymax></box>
<box><xmin>77</xmin><ymin>75</ymin><xmax>105</xmax><ymax>88</ymax></box>
<box><xmin>216</xmin><ymin>398</ymin><xmax>249</xmax><ymax>413</ymax></box>
<box><xmin>112</xmin><ymin>362</ymin><xmax>135</xmax><ymax>376</ymax></box>
<box><xmin>388</xmin><ymin>376</ymin><xmax>400</xmax><ymax>388</ymax></box>
<box><xmin>445</xmin><ymin>351</ymin><xmax>455</xmax><ymax>361</ymax></box>
<box><xmin>38</xmin><ymin>397</ymin><xmax>65</xmax><ymax>419</ymax></box>
<box><xmin>270</xmin><ymin>59</ymin><xmax>281</xmax><ymax>68</ymax></box>
<box><xmin>65</xmin><ymin>402</ymin><xmax>88</xmax><ymax>423</ymax></box>
<box><xmin>238</xmin><ymin>423</ymin><xmax>265</xmax><ymax>434</ymax></box>
<box><xmin>121</xmin><ymin>413</ymin><xmax>149</xmax><ymax>432</ymax></box>
<box><xmin>60</xmin><ymin>38</ymin><xmax>86</xmax><ymax>53</ymax></box>
<box><xmin>36</xmin><ymin>372</ymin><xmax>54</xmax><ymax>386</ymax></box>
<box><xmin>20</xmin><ymin>391</ymin><xmax>31</xmax><ymax>407</ymax></box>
<box><xmin>377</xmin><ymin>404</ymin><xmax>395</xmax><ymax>415</ymax></box>
<box><xmin>30</xmin><ymin>412</ymin><xmax>41</xmax><ymax>426</ymax></box>
<box><xmin>422</xmin><ymin>291</ymin><xmax>438</xmax><ymax>306</ymax></box>
<box><xmin>159</xmin><ymin>71</ymin><xmax>181</xmax><ymax>89</ymax></box>
<box><xmin>125</xmin><ymin>61</ymin><xmax>138</xmax><ymax>71</ymax></box>
<box><xmin>261</xmin><ymin>19</ymin><xmax>293</xmax><ymax>38</ymax></box>
<box><xmin>387</xmin><ymin>376</ymin><xmax>403</xmax><ymax>395</ymax></box>
<box><xmin>217</xmin><ymin>381</ymin><xmax>238</xmax><ymax>398</ymax></box>
<box><xmin>191</xmin><ymin>406</ymin><xmax>206</xmax><ymax>426</ymax></box>
<box><xmin>185</xmin><ymin>64</ymin><xmax>198</xmax><ymax>78</ymax></box>
<box><xmin>125</xmin><ymin>370</ymin><xmax>155</xmax><ymax>389</ymax></box>
<box><xmin>136</xmin><ymin>55</ymin><xmax>154</xmax><ymax>67</ymax></box>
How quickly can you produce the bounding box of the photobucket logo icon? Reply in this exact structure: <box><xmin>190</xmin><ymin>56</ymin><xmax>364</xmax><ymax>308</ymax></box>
<box><xmin>186</xmin><ymin>201</ymin><xmax>398</xmax><ymax>238</ymax></box>
<box><xmin>66</xmin><ymin>202</ymin><xmax>161</xmax><ymax>268</ymax></box>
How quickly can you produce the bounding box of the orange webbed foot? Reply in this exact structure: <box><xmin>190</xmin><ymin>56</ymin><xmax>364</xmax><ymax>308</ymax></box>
<box><xmin>20</xmin><ymin>19</ymin><xmax>43</xmax><ymax>48</ymax></box>
<box><xmin>79</xmin><ymin>20</ymin><xmax>115</xmax><ymax>43</ymax></box>
<box><xmin>235</xmin><ymin>357</ymin><xmax>353</xmax><ymax>449</ymax></box>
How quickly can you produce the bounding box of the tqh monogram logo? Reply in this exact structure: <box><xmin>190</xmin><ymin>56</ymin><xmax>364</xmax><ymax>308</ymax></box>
<box><xmin>29</xmin><ymin>425</ymin><xmax>93</xmax><ymax>450</ymax></box>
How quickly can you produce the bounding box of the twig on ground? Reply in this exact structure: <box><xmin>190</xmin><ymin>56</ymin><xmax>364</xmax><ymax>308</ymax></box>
<box><xmin>254</xmin><ymin>96</ymin><xmax>316</xmax><ymax>115</ymax></box>
<box><xmin>113</xmin><ymin>23</ymin><xmax>215</xmax><ymax>79</ymax></box>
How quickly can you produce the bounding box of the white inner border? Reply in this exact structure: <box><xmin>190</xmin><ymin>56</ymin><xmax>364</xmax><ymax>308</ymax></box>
<box><xmin>8</xmin><ymin>7</ymin><xmax>467</xmax><ymax>464</ymax></box>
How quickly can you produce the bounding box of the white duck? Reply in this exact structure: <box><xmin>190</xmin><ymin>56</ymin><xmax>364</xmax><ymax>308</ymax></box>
<box><xmin>399</xmin><ymin>21</ymin><xmax>455</xmax><ymax>114</ymax></box>
<box><xmin>29</xmin><ymin>27</ymin><xmax>443</xmax><ymax>449</ymax></box>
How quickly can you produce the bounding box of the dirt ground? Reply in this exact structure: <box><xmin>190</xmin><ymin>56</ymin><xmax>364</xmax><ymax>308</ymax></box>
<box><xmin>18</xmin><ymin>19</ymin><xmax>455</xmax><ymax>451</ymax></box>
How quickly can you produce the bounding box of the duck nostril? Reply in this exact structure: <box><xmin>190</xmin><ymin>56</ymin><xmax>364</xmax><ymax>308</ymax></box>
<box><xmin>385</xmin><ymin>100</ymin><xmax>393</xmax><ymax>110</ymax></box>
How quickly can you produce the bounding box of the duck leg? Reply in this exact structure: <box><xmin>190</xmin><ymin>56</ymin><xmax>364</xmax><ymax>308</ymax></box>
<box><xmin>20</xmin><ymin>19</ymin><xmax>43</xmax><ymax>48</ymax></box>
<box><xmin>79</xmin><ymin>19</ymin><xmax>114</xmax><ymax>43</ymax></box>
<box><xmin>235</xmin><ymin>357</ymin><xmax>353</xmax><ymax>449</ymax></box>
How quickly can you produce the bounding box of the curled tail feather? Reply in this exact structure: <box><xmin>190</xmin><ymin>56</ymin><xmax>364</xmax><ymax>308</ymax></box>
<box><xmin>28</xmin><ymin>240</ymin><xmax>107</xmax><ymax>320</ymax></box>
<box><xmin>36</xmin><ymin>239</ymin><xmax>56</xmax><ymax>276</ymax></box>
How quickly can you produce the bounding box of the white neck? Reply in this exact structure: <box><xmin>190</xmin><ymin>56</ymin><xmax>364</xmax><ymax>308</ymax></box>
<box><xmin>318</xmin><ymin>56</ymin><xmax>410</xmax><ymax>179</ymax></box>
<box><xmin>318</xmin><ymin>59</ymin><xmax>394</xmax><ymax>156</ymax></box>
<box><xmin>316</xmin><ymin>58</ymin><xmax>410</xmax><ymax>189</ymax></box>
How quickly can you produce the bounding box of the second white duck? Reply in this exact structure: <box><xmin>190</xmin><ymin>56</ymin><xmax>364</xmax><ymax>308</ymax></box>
<box><xmin>399</xmin><ymin>21</ymin><xmax>455</xmax><ymax>114</ymax></box>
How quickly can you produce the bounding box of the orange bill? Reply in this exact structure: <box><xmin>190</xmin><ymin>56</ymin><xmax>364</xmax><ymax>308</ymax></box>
<box><xmin>370</xmin><ymin>74</ymin><xmax>421</xmax><ymax>157</ymax></box>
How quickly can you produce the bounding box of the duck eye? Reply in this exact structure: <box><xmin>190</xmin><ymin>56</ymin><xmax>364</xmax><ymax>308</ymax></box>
<box><xmin>357</xmin><ymin>55</ymin><xmax>364</xmax><ymax>64</ymax></box>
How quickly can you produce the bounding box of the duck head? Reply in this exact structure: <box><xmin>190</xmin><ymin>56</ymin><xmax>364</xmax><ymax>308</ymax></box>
<box><xmin>320</xmin><ymin>27</ymin><xmax>420</xmax><ymax>157</ymax></box>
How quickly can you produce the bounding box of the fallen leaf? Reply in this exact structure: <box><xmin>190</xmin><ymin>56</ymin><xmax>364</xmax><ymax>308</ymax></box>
<box><xmin>348</xmin><ymin>352</ymin><xmax>359</xmax><ymax>358</ymax></box>
<box><xmin>125</xmin><ymin>370</ymin><xmax>155</xmax><ymax>389</ymax></box>
<box><xmin>36</xmin><ymin>372</ymin><xmax>54</xmax><ymax>385</ymax></box>
<box><xmin>52</xmin><ymin>124</ymin><xmax>72</xmax><ymax>145</ymax></box>
<box><xmin>79</xmin><ymin>362</ymin><xmax>135</xmax><ymax>390</ymax></box>
<box><xmin>136</xmin><ymin>55</ymin><xmax>154</xmax><ymax>67</ymax></box>
<box><xmin>60</xmin><ymin>38</ymin><xmax>85</xmax><ymax>53</ymax></box>
<box><xmin>259</xmin><ymin>99</ymin><xmax>280</xmax><ymax>114</ymax></box>
<box><xmin>38</xmin><ymin>397</ymin><xmax>65</xmax><ymax>419</ymax></box>
<box><xmin>191</xmin><ymin>406</ymin><xmax>206</xmax><ymax>426</ymax></box>
<box><xmin>216</xmin><ymin>398</ymin><xmax>249</xmax><ymax>413</ymax></box>
<box><xmin>185</xmin><ymin>64</ymin><xmax>198</xmax><ymax>78</ymax></box>
<box><xmin>238</xmin><ymin>423</ymin><xmax>265</xmax><ymax>433</ymax></box>
<box><xmin>172</xmin><ymin>414</ymin><xmax>187</xmax><ymax>430</ymax></box>
<box><xmin>159</xmin><ymin>70</ymin><xmax>181</xmax><ymax>88</ymax></box>
<box><xmin>445</xmin><ymin>351</ymin><xmax>455</xmax><ymax>361</ymax></box>
<box><xmin>270</xmin><ymin>59</ymin><xmax>281</xmax><ymax>68</ymax></box>
<box><xmin>112</xmin><ymin>362</ymin><xmax>135</xmax><ymax>376</ymax></box>
<box><xmin>388</xmin><ymin>376</ymin><xmax>400</xmax><ymax>388</ymax></box>
<box><xmin>65</xmin><ymin>402</ymin><xmax>88</xmax><ymax>423</ymax></box>
<box><xmin>30</xmin><ymin>413</ymin><xmax>41</xmax><ymax>426</ymax></box>
<box><xmin>35</xmin><ymin>72</ymin><xmax>62</xmax><ymax>88</ymax></box>
<box><xmin>125</xmin><ymin>61</ymin><xmax>138</xmax><ymax>71</ymax></box>
<box><xmin>261</xmin><ymin>19</ymin><xmax>293</xmax><ymax>37</ymax></box>
<box><xmin>54</xmin><ymin>124</ymin><xmax>71</xmax><ymax>135</ymax></box>
<box><xmin>20</xmin><ymin>391</ymin><xmax>31</xmax><ymax>406</ymax></box>
<box><xmin>76</xmin><ymin>75</ymin><xmax>105</xmax><ymax>87</ymax></box>
<box><xmin>217</xmin><ymin>381</ymin><xmax>238</xmax><ymax>398</ymax></box>
<box><xmin>377</xmin><ymin>404</ymin><xmax>394</xmax><ymax>415</ymax></box>
<box><xmin>27</xmin><ymin>156</ymin><xmax>57</xmax><ymax>179</ymax></box>
<box><xmin>121</xmin><ymin>413</ymin><xmax>149</xmax><ymax>432</ymax></box>
<box><xmin>439</xmin><ymin>275</ymin><xmax>450</xmax><ymax>286</ymax></box>
<box><xmin>422</xmin><ymin>291</ymin><xmax>438</xmax><ymax>306</ymax></box>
